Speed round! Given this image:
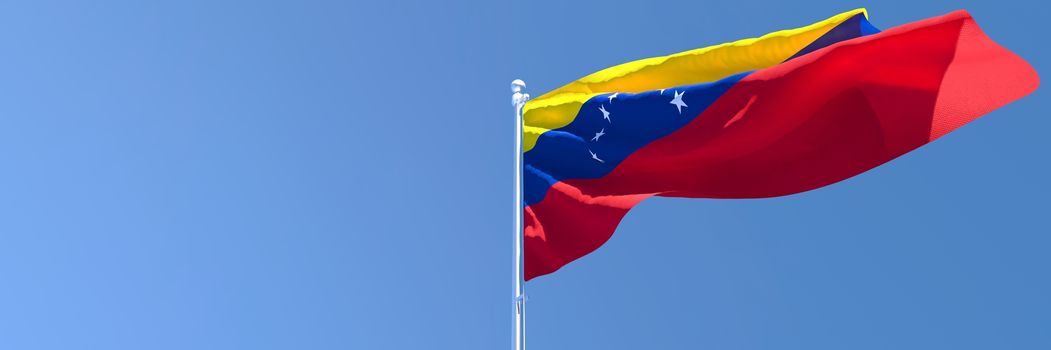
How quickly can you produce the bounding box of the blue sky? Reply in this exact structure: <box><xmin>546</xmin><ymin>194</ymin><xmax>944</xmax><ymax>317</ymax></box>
<box><xmin>0</xmin><ymin>1</ymin><xmax>1047</xmax><ymax>349</ymax></box>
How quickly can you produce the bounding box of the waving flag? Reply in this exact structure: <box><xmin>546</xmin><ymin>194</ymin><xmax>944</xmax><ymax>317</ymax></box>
<box><xmin>522</xmin><ymin>9</ymin><xmax>1038</xmax><ymax>280</ymax></box>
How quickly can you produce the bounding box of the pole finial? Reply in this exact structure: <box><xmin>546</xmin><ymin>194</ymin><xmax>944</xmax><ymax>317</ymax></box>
<box><xmin>511</xmin><ymin>79</ymin><xmax>530</xmax><ymax>110</ymax></box>
<box><xmin>511</xmin><ymin>79</ymin><xmax>526</xmax><ymax>93</ymax></box>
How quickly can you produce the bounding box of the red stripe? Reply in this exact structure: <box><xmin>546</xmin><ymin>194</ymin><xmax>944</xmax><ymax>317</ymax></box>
<box><xmin>525</xmin><ymin>11</ymin><xmax>1038</xmax><ymax>281</ymax></box>
<box><xmin>524</xmin><ymin>182</ymin><xmax>650</xmax><ymax>280</ymax></box>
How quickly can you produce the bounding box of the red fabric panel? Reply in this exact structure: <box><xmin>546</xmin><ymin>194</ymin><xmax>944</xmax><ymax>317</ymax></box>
<box><xmin>524</xmin><ymin>11</ymin><xmax>1038</xmax><ymax>281</ymax></box>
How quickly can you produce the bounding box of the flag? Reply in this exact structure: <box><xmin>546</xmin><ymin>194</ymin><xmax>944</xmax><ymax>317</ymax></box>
<box><xmin>522</xmin><ymin>9</ymin><xmax>1039</xmax><ymax>280</ymax></box>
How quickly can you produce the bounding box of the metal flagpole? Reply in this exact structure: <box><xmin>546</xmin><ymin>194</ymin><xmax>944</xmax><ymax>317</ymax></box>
<box><xmin>511</xmin><ymin>79</ymin><xmax>529</xmax><ymax>350</ymax></box>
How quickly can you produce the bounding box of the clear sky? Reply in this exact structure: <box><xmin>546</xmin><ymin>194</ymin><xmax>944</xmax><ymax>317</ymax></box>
<box><xmin>0</xmin><ymin>1</ymin><xmax>1046</xmax><ymax>349</ymax></box>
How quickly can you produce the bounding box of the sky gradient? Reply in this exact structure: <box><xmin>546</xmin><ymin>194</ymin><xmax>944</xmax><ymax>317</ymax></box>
<box><xmin>0</xmin><ymin>1</ymin><xmax>1047</xmax><ymax>349</ymax></box>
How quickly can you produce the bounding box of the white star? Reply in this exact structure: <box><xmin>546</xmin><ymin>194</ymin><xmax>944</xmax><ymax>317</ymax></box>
<box><xmin>607</xmin><ymin>92</ymin><xmax>619</xmax><ymax>103</ymax></box>
<box><xmin>588</xmin><ymin>149</ymin><xmax>605</xmax><ymax>163</ymax></box>
<box><xmin>670</xmin><ymin>90</ymin><xmax>688</xmax><ymax>114</ymax></box>
<box><xmin>591</xmin><ymin>128</ymin><xmax>605</xmax><ymax>142</ymax></box>
<box><xmin>599</xmin><ymin>105</ymin><xmax>611</xmax><ymax>124</ymax></box>
<box><xmin>659</xmin><ymin>88</ymin><xmax>666</xmax><ymax>95</ymax></box>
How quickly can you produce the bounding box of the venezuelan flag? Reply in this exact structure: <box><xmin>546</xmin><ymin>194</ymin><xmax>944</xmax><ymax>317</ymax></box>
<box><xmin>523</xmin><ymin>9</ymin><xmax>1038</xmax><ymax>280</ymax></box>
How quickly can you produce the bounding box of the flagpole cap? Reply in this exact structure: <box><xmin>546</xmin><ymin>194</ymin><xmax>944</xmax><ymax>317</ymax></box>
<box><xmin>511</xmin><ymin>79</ymin><xmax>526</xmax><ymax>93</ymax></box>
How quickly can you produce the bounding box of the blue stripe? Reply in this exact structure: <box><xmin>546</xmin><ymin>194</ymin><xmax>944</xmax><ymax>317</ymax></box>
<box><xmin>785</xmin><ymin>13</ymin><xmax>880</xmax><ymax>62</ymax></box>
<box><xmin>524</xmin><ymin>73</ymin><xmax>747</xmax><ymax>206</ymax></box>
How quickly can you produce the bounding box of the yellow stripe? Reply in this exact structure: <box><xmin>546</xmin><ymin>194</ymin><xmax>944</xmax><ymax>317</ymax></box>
<box><xmin>523</xmin><ymin>8</ymin><xmax>868</xmax><ymax>152</ymax></box>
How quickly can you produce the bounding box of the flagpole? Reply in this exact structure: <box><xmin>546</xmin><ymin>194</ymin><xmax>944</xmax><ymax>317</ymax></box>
<box><xmin>511</xmin><ymin>79</ymin><xmax>529</xmax><ymax>350</ymax></box>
